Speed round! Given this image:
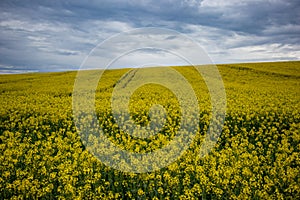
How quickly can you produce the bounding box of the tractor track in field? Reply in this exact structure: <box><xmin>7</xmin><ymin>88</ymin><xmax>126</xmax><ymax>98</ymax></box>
<box><xmin>115</xmin><ymin>68</ymin><xmax>138</xmax><ymax>89</ymax></box>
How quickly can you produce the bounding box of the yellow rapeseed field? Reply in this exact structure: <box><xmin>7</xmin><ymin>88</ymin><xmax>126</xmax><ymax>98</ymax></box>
<box><xmin>0</xmin><ymin>61</ymin><xmax>299</xmax><ymax>199</ymax></box>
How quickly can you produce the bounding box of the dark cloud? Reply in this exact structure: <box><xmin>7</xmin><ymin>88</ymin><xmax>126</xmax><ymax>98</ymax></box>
<box><xmin>0</xmin><ymin>0</ymin><xmax>299</xmax><ymax>73</ymax></box>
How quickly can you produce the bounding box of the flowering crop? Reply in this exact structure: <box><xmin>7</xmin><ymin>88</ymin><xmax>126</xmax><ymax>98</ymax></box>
<box><xmin>0</xmin><ymin>61</ymin><xmax>299</xmax><ymax>199</ymax></box>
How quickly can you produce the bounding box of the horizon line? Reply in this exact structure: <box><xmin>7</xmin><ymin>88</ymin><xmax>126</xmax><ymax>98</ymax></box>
<box><xmin>0</xmin><ymin>60</ymin><xmax>299</xmax><ymax>75</ymax></box>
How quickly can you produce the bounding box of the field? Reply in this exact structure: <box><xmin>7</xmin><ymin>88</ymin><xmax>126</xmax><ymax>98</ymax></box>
<box><xmin>0</xmin><ymin>61</ymin><xmax>299</xmax><ymax>199</ymax></box>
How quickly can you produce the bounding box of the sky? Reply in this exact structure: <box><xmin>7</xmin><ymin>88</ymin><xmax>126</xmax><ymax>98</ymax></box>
<box><xmin>0</xmin><ymin>0</ymin><xmax>299</xmax><ymax>73</ymax></box>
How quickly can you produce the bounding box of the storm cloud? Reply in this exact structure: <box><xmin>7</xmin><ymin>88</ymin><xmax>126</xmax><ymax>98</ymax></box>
<box><xmin>0</xmin><ymin>0</ymin><xmax>299</xmax><ymax>73</ymax></box>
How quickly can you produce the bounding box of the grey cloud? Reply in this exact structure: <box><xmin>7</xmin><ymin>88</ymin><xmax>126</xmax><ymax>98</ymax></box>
<box><xmin>0</xmin><ymin>0</ymin><xmax>299</xmax><ymax>73</ymax></box>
